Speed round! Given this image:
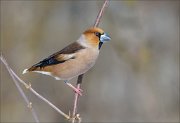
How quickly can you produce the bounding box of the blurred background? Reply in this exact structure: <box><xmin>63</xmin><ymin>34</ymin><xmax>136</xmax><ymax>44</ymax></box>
<box><xmin>1</xmin><ymin>0</ymin><xmax>179</xmax><ymax>122</ymax></box>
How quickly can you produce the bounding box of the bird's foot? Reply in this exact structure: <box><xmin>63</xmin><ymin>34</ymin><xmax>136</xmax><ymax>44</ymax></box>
<box><xmin>73</xmin><ymin>88</ymin><xmax>83</xmax><ymax>96</ymax></box>
<box><xmin>65</xmin><ymin>82</ymin><xmax>83</xmax><ymax>96</ymax></box>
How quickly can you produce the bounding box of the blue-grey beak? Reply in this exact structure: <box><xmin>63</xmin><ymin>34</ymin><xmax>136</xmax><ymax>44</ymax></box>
<box><xmin>100</xmin><ymin>33</ymin><xmax>111</xmax><ymax>42</ymax></box>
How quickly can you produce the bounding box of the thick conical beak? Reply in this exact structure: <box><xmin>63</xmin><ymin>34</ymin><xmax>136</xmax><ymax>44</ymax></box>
<box><xmin>100</xmin><ymin>33</ymin><xmax>111</xmax><ymax>42</ymax></box>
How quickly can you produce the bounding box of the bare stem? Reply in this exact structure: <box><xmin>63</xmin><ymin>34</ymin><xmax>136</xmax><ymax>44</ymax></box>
<box><xmin>0</xmin><ymin>54</ymin><xmax>70</xmax><ymax>121</ymax></box>
<box><xmin>72</xmin><ymin>75</ymin><xmax>83</xmax><ymax>123</ymax></box>
<box><xmin>0</xmin><ymin>55</ymin><xmax>39</xmax><ymax>123</ymax></box>
<box><xmin>93</xmin><ymin>0</ymin><xmax>109</xmax><ymax>28</ymax></box>
<box><xmin>72</xmin><ymin>0</ymin><xmax>109</xmax><ymax>123</ymax></box>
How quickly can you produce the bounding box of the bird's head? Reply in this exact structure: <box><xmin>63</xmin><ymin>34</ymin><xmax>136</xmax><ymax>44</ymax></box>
<box><xmin>82</xmin><ymin>27</ymin><xmax>111</xmax><ymax>49</ymax></box>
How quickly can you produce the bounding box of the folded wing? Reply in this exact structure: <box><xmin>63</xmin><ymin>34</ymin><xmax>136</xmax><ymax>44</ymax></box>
<box><xmin>23</xmin><ymin>42</ymin><xmax>85</xmax><ymax>73</ymax></box>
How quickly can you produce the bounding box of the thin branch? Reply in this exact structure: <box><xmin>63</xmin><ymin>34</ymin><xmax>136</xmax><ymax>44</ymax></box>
<box><xmin>0</xmin><ymin>55</ymin><xmax>39</xmax><ymax>123</ymax></box>
<box><xmin>72</xmin><ymin>75</ymin><xmax>83</xmax><ymax>123</ymax></box>
<box><xmin>93</xmin><ymin>0</ymin><xmax>109</xmax><ymax>27</ymax></box>
<box><xmin>72</xmin><ymin>0</ymin><xmax>110</xmax><ymax>123</ymax></box>
<box><xmin>0</xmin><ymin>54</ymin><xmax>70</xmax><ymax>120</ymax></box>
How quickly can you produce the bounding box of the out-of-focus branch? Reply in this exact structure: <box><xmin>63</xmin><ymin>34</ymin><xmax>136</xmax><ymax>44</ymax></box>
<box><xmin>0</xmin><ymin>54</ymin><xmax>39</xmax><ymax>123</ymax></box>
<box><xmin>0</xmin><ymin>54</ymin><xmax>70</xmax><ymax>121</ymax></box>
<box><xmin>72</xmin><ymin>0</ymin><xmax>109</xmax><ymax>123</ymax></box>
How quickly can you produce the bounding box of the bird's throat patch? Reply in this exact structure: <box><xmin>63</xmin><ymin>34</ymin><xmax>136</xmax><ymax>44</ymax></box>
<box><xmin>99</xmin><ymin>42</ymin><xmax>103</xmax><ymax>49</ymax></box>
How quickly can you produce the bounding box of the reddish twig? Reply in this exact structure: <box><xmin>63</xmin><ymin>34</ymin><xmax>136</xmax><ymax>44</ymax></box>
<box><xmin>0</xmin><ymin>54</ymin><xmax>70</xmax><ymax>121</ymax></box>
<box><xmin>72</xmin><ymin>75</ymin><xmax>83</xmax><ymax>123</ymax></box>
<box><xmin>93</xmin><ymin>0</ymin><xmax>109</xmax><ymax>27</ymax></box>
<box><xmin>72</xmin><ymin>0</ymin><xmax>109</xmax><ymax>123</ymax></box>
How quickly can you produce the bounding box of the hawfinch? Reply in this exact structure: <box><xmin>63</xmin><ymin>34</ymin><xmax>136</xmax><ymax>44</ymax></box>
<box><xmin>23</xmin><ymin>27</ymin><xmax>111</xmax><ymax>95</ymax></box>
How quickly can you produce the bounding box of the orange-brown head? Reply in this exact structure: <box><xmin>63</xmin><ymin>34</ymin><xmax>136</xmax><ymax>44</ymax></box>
<box><xmin>82</xmin><ymin>27</ymin><xmax>111</xmax><ymax>49</ymax></box>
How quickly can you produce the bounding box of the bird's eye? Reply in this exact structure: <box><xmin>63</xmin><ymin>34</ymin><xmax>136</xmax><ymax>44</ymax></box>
<box><xmin>94</xmin><ymin>32</ymin><xmax>101</xmax><ymax>38</ymax></box>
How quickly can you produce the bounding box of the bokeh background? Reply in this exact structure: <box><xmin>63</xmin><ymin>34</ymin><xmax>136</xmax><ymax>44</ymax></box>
<box><xmin>1</xmin><ymin>0</ymin><xmax>179</xmax><ymax>122</ymax></box>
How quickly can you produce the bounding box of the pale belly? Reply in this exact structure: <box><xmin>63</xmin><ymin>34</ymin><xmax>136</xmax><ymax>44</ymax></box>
<box><xmin>52</xmin><ymin>49</ymin><xmax>99</xmax><ymax>80</ymax></box>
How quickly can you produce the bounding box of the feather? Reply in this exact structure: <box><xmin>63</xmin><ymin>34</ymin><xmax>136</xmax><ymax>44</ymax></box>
<box><xmin>22</xmin><ymin>69</ymin><xmax>28</xmax><ymax>74</ymax></box>
<box><xmin>26</xmin><ymin>42</ymin><xmax>85</xmax><ymax>72</ymax></box>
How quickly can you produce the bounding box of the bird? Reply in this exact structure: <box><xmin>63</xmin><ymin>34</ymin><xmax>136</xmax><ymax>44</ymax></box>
<box><xmin>22</xmin><ymin>27</ymin><xmax>111</xmax><ymax>95</ymax></box>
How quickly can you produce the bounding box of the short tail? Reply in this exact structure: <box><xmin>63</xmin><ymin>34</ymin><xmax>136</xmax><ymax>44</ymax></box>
<box><xmin>22</xmin><ymin>69</ymin><xmax>28</xmax><ymax>74</ymax></box>
<box><xmin>22</xmin><ymin>56</ymin><xmax>54</xmax><ymax>74</ymax></box>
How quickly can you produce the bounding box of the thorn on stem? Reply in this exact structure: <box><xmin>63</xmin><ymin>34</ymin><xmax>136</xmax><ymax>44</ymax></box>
<box><xmin>27</xmin><ymin>102</ymin><xmax>32</xmax><ymax>109</ymax></box>
<box><xmin>25</xmin><ymin>83</ymin><xmax>31</xmax><ymax>89</ymax></box>
<box><xmin>69</xmin><ymin>113</ymin><xmax>81</xmax><ymax>122</ymax></box>
<box><xmin>76</xmin><ymin>113</ymin><xmax>81</xmax><ymax>122</ymax></box>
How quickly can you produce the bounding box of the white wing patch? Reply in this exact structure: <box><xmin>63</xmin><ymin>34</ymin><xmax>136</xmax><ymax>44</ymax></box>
<box><xmin>57</xmin><ymin>54</ymin><xmax>75</xmax><ymax>62</ymax></box>
<box><xmin>63</xmin><ymin>54</ymin><xmax>75</xmax><ymax>60</ymax></box>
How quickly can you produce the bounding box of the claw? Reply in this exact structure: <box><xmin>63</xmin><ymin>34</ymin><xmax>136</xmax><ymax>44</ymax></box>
<box><xmin>65</xmin><ymin>82</ymin><xmax>83</xmax><ymax>96</ymax></box>
<box><xmin>73</xmin><ymin>88</ymin><xmax>83</xmax><ymax>96</ymax></box>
